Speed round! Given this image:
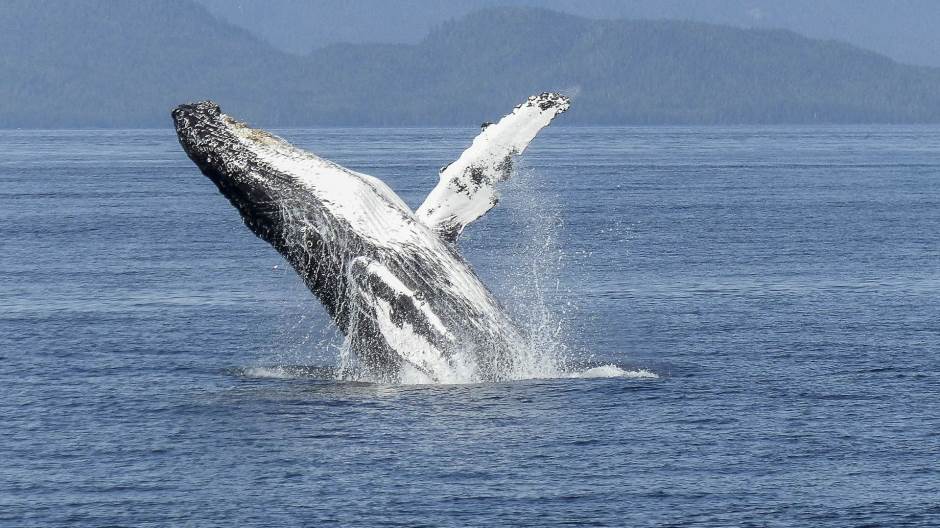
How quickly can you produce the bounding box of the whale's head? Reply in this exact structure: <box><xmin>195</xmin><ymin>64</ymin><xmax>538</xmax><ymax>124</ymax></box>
<box><xmin>172</xmin><ymin>101</ymin><xmax>294</xmax><ymax>245</ymax></box>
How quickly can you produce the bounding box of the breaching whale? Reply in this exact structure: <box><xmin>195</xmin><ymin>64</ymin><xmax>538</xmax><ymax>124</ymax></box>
<box><xmin>172</xmin><ymin>93</ymin><xmax>569</xmax><ymax>382</ymax></box>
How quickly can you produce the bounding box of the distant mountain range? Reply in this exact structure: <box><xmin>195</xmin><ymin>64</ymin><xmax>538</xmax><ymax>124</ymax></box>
<box><xmin>3</xmin><ymin>0</ymin><xmax>940</xmax><ymax>127</ymax></box>
<box><xmin>195</xmin><ymin>0</ymin><xmax>940</xmax><ymax>68</ymax></box>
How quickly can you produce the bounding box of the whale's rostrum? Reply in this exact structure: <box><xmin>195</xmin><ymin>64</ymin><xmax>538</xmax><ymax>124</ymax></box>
<box><xmin>172</xmin><ymin>93</ymin><xmax>570</xmax><ymax>382</ymax></box>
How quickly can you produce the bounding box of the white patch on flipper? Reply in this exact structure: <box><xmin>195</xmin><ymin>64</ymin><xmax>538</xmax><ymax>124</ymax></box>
<box><xmin>416</xmin><ymin>92</ymin><xmax>570</xmax><ymax>241</ymax></box>
<box><xmin>372</xmin><ymin>297</ymin><xmax>455</xmax><ymax>382</ymax></box>
<box><xmin>348</xmin><ymin>257</ymin><xmax>478</xmax><ymax>383</ymax></box>
<box><xmin>358</xmin><ymin>259</ymin><xmax>455</xmax><ymax>341</ymax></box>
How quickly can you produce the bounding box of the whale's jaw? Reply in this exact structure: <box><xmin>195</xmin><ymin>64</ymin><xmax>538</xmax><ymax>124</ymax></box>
<box><xmin>172</xmin><ymin>102</ymin><xmax>288</xmax><ymax>248</ymax></box>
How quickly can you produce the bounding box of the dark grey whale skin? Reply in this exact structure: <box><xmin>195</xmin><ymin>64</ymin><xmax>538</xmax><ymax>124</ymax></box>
<box><xmin>171</xmin><ymin>102</ymin><xmax>518</xmax><ymax>381</ymax></box>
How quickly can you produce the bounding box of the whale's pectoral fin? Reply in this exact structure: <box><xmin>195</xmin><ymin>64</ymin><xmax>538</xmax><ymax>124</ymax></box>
<box><xmin>415</xmin><ymin>92</ymin><xmax>570</xmax><ymax>242</ymax></box>
<box><xmin>346</xmin><ymin>257</ymin><xmax>457</xmax><ymax>382</ymax></box>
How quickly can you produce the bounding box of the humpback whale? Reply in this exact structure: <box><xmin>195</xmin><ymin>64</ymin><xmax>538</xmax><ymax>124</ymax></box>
<box><xmin>172</xmin><ymin>93</ymin><xmax>569</xmax><ymax>382</ymax></box>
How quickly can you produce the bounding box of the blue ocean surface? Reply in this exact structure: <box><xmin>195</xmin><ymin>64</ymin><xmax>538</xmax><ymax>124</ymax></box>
<box><xmin>1</xmin><ymin>126</ymin><xmax>939</xmax><ymax>526</ymax></box>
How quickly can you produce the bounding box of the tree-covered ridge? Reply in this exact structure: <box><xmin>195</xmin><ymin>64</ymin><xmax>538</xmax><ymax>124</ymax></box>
<box><xmin>3</xmin><ymin>2</ymin><xmax>940</xmax><ymax>127</ymax></box>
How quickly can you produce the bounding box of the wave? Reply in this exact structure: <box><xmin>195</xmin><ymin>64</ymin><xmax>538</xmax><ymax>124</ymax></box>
<box><xmin>232</xmin><ymin>365</ymin><xmax>338</xmax><ymax>380</ymax></box>
<box><xmin>570</xmin><ymin>365</ymin><xmax>659</xmax><ymax>379</ymax></box>
<box><xmin>233</xmin><ymin>363</ymin><xmax>657</xmax><ymax>384</ymax></box>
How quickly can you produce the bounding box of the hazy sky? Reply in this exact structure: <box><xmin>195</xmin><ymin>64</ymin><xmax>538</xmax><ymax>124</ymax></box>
<box><xmin>195</xmin><ymin>0</ymin><xmax>940</xmax><ymax>67</ymax></box>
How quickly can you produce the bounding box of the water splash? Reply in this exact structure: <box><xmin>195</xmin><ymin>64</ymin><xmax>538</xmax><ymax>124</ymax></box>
<box><xmin>429</xmin><ymin>162</ymin><xmax>614</xmax><ymax>383</ymax></box>
<box><xmin>484</xmin><ymin>164</ymin><xmax>572</xmax><ymax>380</ymax></box>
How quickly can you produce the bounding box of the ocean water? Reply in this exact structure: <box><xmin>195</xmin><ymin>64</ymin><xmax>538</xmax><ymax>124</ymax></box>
<box><xmin>1</xmin><ymin>126</ymin><xmax>939</xmax><ymax>526</ymax></box>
